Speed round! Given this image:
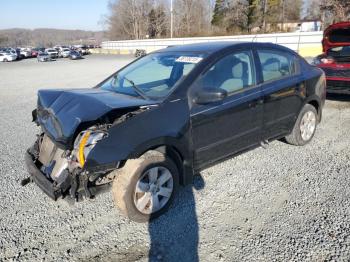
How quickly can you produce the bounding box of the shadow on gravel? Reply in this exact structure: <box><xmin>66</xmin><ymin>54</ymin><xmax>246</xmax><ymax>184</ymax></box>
<box><xmin>148</xmin><ymin>174</ymin><xmax>205</xmax><ymax>262</ymax></box>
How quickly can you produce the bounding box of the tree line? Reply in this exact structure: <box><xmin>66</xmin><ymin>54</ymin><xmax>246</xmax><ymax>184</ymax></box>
<box><xmin>106</xmin><ymin>0</ymin><xmax>350</xmax><ymax>40</ymax></box>
<box><xmin>0</xmin><ymin>28</ymin><xmax>104</xmax><ymax>47</ymax></box>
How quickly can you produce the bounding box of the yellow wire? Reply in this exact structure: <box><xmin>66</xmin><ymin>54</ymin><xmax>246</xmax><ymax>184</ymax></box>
<box><xmin>78</xmin><ymin>131</ymin><xmax>91</xmax><ymax>167</ymax></box>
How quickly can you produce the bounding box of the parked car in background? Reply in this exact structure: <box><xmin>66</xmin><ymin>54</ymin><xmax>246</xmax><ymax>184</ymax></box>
<box><xmin>31</xmin><ymin>49</ymin><xmax>39</xmax><ymax>57</ymax></box>
<box><xmin>37</xmin><ymin>52</ymin><xmax>52</xmax><ymax>62</ymax></box>
<box><xmin>135</xmin><ymin>49</ymin><xmax>147</xmax><ymax>57</ymax></box>
<box><xmin>73</xmin><ymin>45</ymin><xmax>90</xmax><ymax>55</ymax></box>
<box><xmin>2</xmin><ymin>48</ymin><xmax>20</xmax><ymax>60</ymax></box>
<box><xmin>59</xmin><ymin>48</ymin><xmax>71</xmax><ymax>58</ymax></box>
<box><xmin>0</xmin><ymin>52</ymin><xmax>17</xmax><ymax>62</ymax></box>
<box><xmin>68</xmin><ymin>50</ymin><xmax>82</xmax><ymax>60</ymax></box>
<box><xmin>45</xmin><ymin>48</ymin><xmax>58</xmax><ymax>59</ymax></box>
<box><xmin>15</xmin><ymin>48</ymin><xmax>22</xmax><ymax>60</ymax></box>
<box><xmin>314</xmin><ymin>21</ymin><xmax>350</xmax><ymax>94</ymax></box>
<box><xmin>23</xmin><ymin>42</ymin><xmax>326</xmax><ymax>222</ymax></box>
<box><xmin>1</xmin><ymin>48</ymin><xmax>19</xmax><ymax>60</ymax></box>
<box><xmin>20</xmin><ymin>49</ymin><xmax>32</xmax><ymax>58</ymax></box>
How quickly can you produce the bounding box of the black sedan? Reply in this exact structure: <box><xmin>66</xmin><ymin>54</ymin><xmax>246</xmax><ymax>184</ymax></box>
<box><xmin>24</xmin><ymin>42</ymin><xmax>326</xmax><ymax>222</ymax></box>
<box><xmin>68</xmin><ymin>50</ymin><xmax>82</xmax><ymax>60</ymax></box>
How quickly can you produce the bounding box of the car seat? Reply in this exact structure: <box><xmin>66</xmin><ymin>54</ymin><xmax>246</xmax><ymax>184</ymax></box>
<box><xmin>262</xmin><ymin>58</ymin><xmax>282</xmax><ymax>81</ymax></box>
<box><xmin>219</xmin><ymin>57</ymin><xmax>249</xmax><ymax>93</ymax></box>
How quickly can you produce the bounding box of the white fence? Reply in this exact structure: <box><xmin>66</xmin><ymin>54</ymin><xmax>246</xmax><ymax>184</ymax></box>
<box><xmin>102</xmin><ymin>31</ymin><xmax>324</xmax><ymax>57</ymax></box>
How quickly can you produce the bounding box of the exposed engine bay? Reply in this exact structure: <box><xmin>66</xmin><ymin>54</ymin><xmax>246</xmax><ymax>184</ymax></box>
<box><xmin>23</xmin><ymin>104</ymin><xmax>151</xmax><ymax>201</ymax></box>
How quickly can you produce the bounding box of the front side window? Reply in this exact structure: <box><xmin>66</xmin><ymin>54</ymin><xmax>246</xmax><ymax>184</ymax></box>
<box><xmin>100</xmin><ymin>52</ymin><xmax>206</xmax><ymax>100</ymax></box>
<box><xmin>258</xmin><ymin>50</ymin><xmax>296</xmax><ymax>82</ymax></box>
<box><xmin>198</xmin><ymin>50</ymin><xmax>255</xmax><ymax>94</ymax></box>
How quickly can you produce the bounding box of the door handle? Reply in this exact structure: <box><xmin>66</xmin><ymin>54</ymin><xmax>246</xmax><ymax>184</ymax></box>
<box><xmin>257</xmin><ymin>99</ymin><xmax>264</xmax><ymax>105</ymax></box>
<box><xmin>249</xmin><ymin>99</ymin><xmax>264</xmax><ymax>108</ymax></box>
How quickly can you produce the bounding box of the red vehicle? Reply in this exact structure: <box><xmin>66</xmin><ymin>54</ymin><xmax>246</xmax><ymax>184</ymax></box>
<box><xmin>31</xmin><ymin>49</ymin><xmax>39</xmax><ymax>57</ymax></box>
<box><xmin>314</xmin><ymin>21</ymin><xmax>350</xmax><ymax>94</ymax></box>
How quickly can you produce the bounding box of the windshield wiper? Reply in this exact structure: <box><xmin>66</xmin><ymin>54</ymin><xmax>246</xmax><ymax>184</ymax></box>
<box><xmin>123</xmin><ymin>76</ymin><xmax>148</xmax><ymax>100</ymax></box>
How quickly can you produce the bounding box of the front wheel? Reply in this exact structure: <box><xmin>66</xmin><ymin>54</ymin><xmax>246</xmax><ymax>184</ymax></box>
<box><xmin>112</xmin><ymin>151</ymin><xmax>179</xmax><ymax>223</ymax></box>
<box><xmin>285</xmin><ymin>104</ymin><xmax>318</xmax><ymax>146</ymax></box>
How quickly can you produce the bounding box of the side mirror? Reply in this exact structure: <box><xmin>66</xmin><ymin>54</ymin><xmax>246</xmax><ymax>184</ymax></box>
<box><xmin>193</xmin><ymin>88</ymin><xmax>227</xmax><ymax>105</ymax></box>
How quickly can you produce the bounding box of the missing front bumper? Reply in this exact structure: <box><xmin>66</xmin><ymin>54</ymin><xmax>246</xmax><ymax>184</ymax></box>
<box><xmin>24</xmin><ymin>150</ymin><xmax>63</xmax><ymax>200</ymax></box>
<box><xmin>24</xmin><ymin>148</ymin><xmax>112</xmax><ymax>202</ymax></box>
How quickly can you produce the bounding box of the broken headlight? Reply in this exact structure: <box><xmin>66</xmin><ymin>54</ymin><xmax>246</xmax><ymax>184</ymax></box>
<box><xmin>73</xmin><ymin>129</ymin><xmax>107</xmax><ymax>168</ymax></box>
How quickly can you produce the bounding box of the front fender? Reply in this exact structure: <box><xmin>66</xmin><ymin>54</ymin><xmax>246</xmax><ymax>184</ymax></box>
<box><xmin>84</xmin><ymin>99</ymin><xmax>191</xmax><ymax>171</ymax></box>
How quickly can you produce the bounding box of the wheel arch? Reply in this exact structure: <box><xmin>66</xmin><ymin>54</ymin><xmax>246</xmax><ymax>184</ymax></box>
<box><xmin>127</xmin><ymin>139</ymin><xmax>193</xmax><ymax>186</ymax></box>
<box><xmin>304</xmin><ymin>96</ymin><xmax>322</xmax><ymax>122</ymax></box>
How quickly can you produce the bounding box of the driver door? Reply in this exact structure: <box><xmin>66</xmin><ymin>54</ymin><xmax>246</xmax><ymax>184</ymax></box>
<box><xmin>189</xmin><ymin>50</ymin><xmax>264</xmax><ymax>169</ymax></box>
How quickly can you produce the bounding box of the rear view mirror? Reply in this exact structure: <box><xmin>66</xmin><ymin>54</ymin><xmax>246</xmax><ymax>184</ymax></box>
<box><xmin>193</xmin><ymin>88</ymin><xmax>227</xmax><ymax>105</ymax></box>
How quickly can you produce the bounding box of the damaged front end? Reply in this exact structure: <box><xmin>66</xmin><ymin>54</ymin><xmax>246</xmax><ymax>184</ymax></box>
<box><xmin>23</xmin><ymin>88</ymin><xmax>156</xmax><ymax>201</ymax></box>
<box><xmin>24</xmin><ymin>124</ymin><xmax>116</xmax><ymax>201</ymax></box>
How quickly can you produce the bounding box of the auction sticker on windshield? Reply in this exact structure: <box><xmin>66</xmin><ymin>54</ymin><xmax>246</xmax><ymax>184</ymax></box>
<box><xmin>175</xmin><ymin>56</ymin><xmax>203</xmax><ymax>63</ymax></box>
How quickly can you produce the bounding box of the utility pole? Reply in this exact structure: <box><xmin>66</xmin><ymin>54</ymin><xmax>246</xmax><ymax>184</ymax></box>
<box><xmin>263</xmin><ymin>0</ymin><xmax>267</xmax><ymax>33</ymax></box>
<box><xmin>170</xmin><ymin>0</ymin><xmax>174</xmax><ymax>38</ymax></box>
<box><xmin>281</xmin><ymin>0</ymin><xmax>285</xmax><ymax>31</ymax></box>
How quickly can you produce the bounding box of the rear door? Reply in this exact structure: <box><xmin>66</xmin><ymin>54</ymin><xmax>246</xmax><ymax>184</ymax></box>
<box><xmin>190</xmin><ymin>49</ymin><xmax>264</xmax><ymax>169</ymax></box>
<box><xmin>255</xmin><ymin>49</ymin><xmax>304</xmax><ymax>140</ymax></box>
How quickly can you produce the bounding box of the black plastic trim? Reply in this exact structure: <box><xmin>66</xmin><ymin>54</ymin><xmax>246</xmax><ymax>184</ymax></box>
<box><xmin>24</xmin><ymin>150</ymin><xmax>61</xmax><ymax>200</ymax></box>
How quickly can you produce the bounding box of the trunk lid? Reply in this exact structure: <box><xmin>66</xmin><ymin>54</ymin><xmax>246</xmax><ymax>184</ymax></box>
<box><xmin>323</xmin><ymin>22</ymin><xmax>350</xmax><ymax>53</ymax></box>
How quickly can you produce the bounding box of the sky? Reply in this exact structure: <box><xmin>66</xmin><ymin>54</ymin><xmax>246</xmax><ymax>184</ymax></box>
<box><xmin>0</xmin><ymin>0</ymin><xmax>310</xmax><ymax>31</ymax></box>
<box><xmin>0</xmin><ymin>0</ymin><xmax>110</xmax><ymax>31</ymax></box>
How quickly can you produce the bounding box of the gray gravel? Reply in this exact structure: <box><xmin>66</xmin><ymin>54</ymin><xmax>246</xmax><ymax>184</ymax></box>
<box><xmin>0</xmin><ymin>55</ymin><xmax>349</xmax><ymax>261</ymax></box>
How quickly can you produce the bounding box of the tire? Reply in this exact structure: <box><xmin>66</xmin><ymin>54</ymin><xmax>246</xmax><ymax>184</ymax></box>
<box><xmin>285</xmin><ymin>104</ymin><xmax>318</xmax><ymax>146</ymax></box>
<box><xmin>3</xmin><ymin>58</ymin><xmax>8</xmax><ymax>62</ymax></box>
<box><xmin>112</xmin><ymin>151</ymin><xmax>179</xmax><ymax>223</ymax></box>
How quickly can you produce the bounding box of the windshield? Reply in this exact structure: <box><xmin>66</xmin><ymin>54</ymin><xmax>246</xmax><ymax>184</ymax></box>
<box><xmin>99</xmin><ymin>51</ymin><xmax>206</xmax><ymax>100</ymax></box>
<box><xmin>328</xmin><ymin>46</ymin><xmax>350</xmax><ymax>57</ymax></box>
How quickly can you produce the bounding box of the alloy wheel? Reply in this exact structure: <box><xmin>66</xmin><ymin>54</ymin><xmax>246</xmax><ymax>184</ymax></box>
<box><xmin>300</xmin><ymin>111</ymin><xmax>316</xmax><ymax>141</ymax></box>
<box><xmin>133</xmin><ymin>166</ymin><xmax>174</xmax><ymax>215</ymax></box>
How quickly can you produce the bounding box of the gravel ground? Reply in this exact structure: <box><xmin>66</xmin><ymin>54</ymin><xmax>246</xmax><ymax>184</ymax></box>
<box><xmin>0</xmin><ymin>55</ymin><xmax>349</xmax><ymax>261</ymax></box>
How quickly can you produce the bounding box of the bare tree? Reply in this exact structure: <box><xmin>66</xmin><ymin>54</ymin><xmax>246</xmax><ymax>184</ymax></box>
<box><xmin>173</xmin><ymin>0</ymin><xmax>211</xmax><ymax>37</ymax></box>
<box><xmin>107</xmin><ymin>0</ymin><xmax>153</xmax><ymax>40</ymax></box>
<box><xmin>304</xmin><ymin>0</ymin><xmax>321</xmax><ymax>20</ymax></box>
<box><xmin>148</xmin><ymin>2</ymin><xmax>168</xmax><ymax>38</ymax></box>
<box><xmin>320</xmin><ymin>0</ymin><xmax>350</xmax><ymax>27</ymax></box>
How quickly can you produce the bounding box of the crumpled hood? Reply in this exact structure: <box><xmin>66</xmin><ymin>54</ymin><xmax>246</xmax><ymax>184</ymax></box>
<box><xmin>36</xmin><ymin>88</ymin><xmax>156</xmax><ymax>145</ymax></box>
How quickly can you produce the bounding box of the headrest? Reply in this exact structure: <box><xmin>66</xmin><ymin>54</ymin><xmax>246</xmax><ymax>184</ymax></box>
<box><xmin>263</xmin><ymin>58</ymin><xmax>281</xmax><ymax>71</ymax></box>
<box><xmin>232</xmin><ymin>62</ymin><xmax>243</xmax><ymax>78</ymax></box>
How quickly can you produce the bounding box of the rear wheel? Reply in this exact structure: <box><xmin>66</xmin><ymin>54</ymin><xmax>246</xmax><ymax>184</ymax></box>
<box><xmin>112</xmin><ymin>151</ymin><xmax>179</xmax><ymax>223</ymax></box>
<box><xmin>3</xmin><ymin>58</ymin><xmax>8</xmax><ymax>62</ymax></box>
<box><xmin>285</xmin><ymin>104</ymin><xmax>317</xmax><ymax>146</ymax></box>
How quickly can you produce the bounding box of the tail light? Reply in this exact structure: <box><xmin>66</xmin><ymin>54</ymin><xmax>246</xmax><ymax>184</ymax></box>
<box><xmin>320</xmin><ymin>57</ymin><xmax>335</xmax><ymax>64</ymax></box>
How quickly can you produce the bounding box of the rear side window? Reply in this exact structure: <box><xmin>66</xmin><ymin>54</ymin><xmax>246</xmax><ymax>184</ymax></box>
<box><xmin>258</xmin><ymin>50</ymin><xmax>296</xmax><ymax>82</ymax></box>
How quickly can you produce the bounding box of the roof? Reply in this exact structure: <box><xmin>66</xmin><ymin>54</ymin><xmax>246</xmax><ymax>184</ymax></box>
<box><xmin>157</xmin><ymin>41</ymin><xmax>252</xmax><ymax>54</ymax></box>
